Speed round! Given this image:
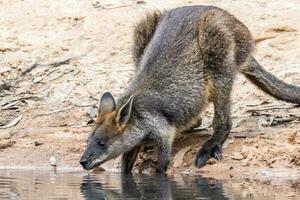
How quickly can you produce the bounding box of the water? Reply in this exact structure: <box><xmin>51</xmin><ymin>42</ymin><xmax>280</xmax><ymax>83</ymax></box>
<box><xmin>0</xmin><ymin>169</ymin><xmax>299</xmax><ymax>200</ymax></box>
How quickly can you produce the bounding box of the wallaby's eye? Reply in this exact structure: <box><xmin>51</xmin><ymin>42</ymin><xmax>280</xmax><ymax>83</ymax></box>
<box><xmin>97</xmin><ymin>140</ymin><xmax>106</xmax><ymax>148</ymax></box>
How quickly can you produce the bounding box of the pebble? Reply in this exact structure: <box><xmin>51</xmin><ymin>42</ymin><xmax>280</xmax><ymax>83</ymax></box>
<box><xmin>49</xmin><ymin>155</ymin><xmax>57</xmax><ymax>166</ymax></box>
<box><xmin>34</xmin><ymin>141</ymin><xmax>43</xmax><ymax>146</ymax></box>
<box><xmin>231</xmin><ymin>152</ymin><xmax>245</xmax><ymax>160</ymax></box>
<box><xmin>0</xmin><ymin>140</ymin><xmax>15</xmax><ymax>149</ymax></box>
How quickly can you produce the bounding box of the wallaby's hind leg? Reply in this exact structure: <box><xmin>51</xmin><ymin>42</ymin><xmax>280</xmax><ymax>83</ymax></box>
<box><xmin>196</xmin><ymin>9</ymin><xmax>237</xmax><ymax>168</ymax></box>
<box><xmin>196</xmin><ymin>76</ymin><xmax>233</xmax><ymax>168</ymax></box>
<box><xmin>121</xmin><ymin>145</ymin><xmax>141</xmax><ymax>173</ymax></box>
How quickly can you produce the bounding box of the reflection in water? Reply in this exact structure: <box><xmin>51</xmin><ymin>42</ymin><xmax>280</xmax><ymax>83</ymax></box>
<box><xmin>80</xmin><ymin>174</ymin><xmax>229</xmax><ymax>200</ymax></box>
<box><xmin>0</xmin><ymin>170</ymin><xmax>299</xmax><ymax>199</ymax></box>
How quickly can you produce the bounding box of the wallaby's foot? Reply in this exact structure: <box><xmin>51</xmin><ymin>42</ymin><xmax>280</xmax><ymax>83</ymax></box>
<box><xmin>195</xmin><ymin>140</ymin><xmax>222</xmax><ymax>168</ymax></box>
<box><xmin>156</xmin><ymin>149</ymin><xmax>170</xmax><ymax>173</ymax></box>
<box><xmin>155</xmin><ymin>134</ymin><xmax>173</xmax><ymax>173</ymax></box>
<box><xmin>156</xmin><ymin>161</ymin><xmax>169</xmax><ymax>173</ymax></box>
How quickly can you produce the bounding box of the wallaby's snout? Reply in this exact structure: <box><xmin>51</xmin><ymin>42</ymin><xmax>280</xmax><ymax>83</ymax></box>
<box><xmin>79</xmin><ymin>147</ymin><xmax>98</xmax><ymax>170</ymax></box>
<box><xmin>79</xmin><ymin>157</ymin><xmax>88</xmax><ymax>169</ymax></box>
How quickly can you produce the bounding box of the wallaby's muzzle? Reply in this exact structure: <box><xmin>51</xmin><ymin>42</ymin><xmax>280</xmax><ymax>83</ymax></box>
<box><xmin>79</xmin><ymin>157</ymin><xmax>88</xmax><ymax>169</ymax></box>
<box><xmin>79</xmin><ymin>143</ymin><xmax>110</xmax><ymax>170</ymax></box>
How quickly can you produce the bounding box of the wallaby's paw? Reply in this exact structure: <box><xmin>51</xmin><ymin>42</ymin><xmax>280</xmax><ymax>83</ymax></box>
<box><xmin>156</xmin><ymin>167</ymin><xmax>167</xmax><ymax>173</ymax></box>
<box><xmin>195</xmin><ymin>142</ymin><xmax>222</xmax><ymax>168</ymax></box>
<box><xmin>156</xmin><ymin>162</ymin><xmax>169</xmax><ymax>174</ymax></box>
<box><xmin>121</xmin><ymin>167</ymin><xmax>132</xmax><ymax>174</ymax></box>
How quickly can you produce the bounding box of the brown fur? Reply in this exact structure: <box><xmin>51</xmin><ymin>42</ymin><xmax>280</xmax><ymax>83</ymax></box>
<box><xmin>96</xmin><ymin>112</ymin><xmax>123</xmax><ymax>134</ymax></box>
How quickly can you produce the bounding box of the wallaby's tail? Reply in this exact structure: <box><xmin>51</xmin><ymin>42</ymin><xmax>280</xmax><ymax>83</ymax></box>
<box><xmin>132</xmin><ymin>10</ymin><xmax>161</xmax><ymax>67</ymax></box>
<box><xmin>241</xmin><ymin>56</ymin><xmax>300</xmax><ymax>105</ymax></box>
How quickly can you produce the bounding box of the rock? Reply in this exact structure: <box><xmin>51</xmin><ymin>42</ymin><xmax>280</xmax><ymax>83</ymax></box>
<box><xmin>34</xmin><ymin>141</ymin><xmax>43</xmax><ymax>146</ymax></box>
<box><xmin>181</xmin><ymin>168</ymin><xmax>192</xmax><ymax>175</ymax></box>
<box><xmin>33</xmin><ymin>77</ymin><xmax>44</xmax><ymax>83</ymax></box>
<box><xmin>0</xmin><ymin>140</ymin><xmax>15</xmax><ymax>149</ymax></box>
<box><xmin>231</xmin><ymin>152</ymin><xmax>245</xmax><ymax>160</ymax></box>
<box><xmin>234</xmin><ymin>118</ymin><xmax>247</xmax><ymax>128</ymax></box>
<box><xmin>166</xmin><ymin>167</ymin><xmax>175</xmax><ymax>176</ymax></box>
<box><xmin>49</xmin><ymin>155</ymin><xmax>57</xmax><ymax>166</ymax></box>
<box><xmin>173</xmin><ymin>146</ymin><xmax>191</xmax><ymax>168</ymax></box>
<box><xmin>68</xmin><ymin>147</ymin><xmax>81</xmax><ymax>153</ymax></box>
<box><xmin>223</xmin><ymin>138</ymin><xmax>234</xmax><ymax>149</ymax></box>
<box><xmin>0</xmin><ymin>131</ymin><xmax>12</xmax><ymax>140</ymax></box>
<box><xmin>266</xmin><ymin>26</ymin><xmax>297</xmax><ymax>33</ymax></box>
<box><xmin>0</xmin><ymin>43</ymin><xmax>20</xmax><ymax>52</ymax></box>
<box><xmin>85</xmin><ymin>106</ymin><xmax>98</xmax><ymax>119</ymax></box>
<box><xmin>136</xmin><ymin>0</ymin><xmax>146</xmax><ymax>4</ymax></box>
<box><xmin>287</xmin><ymin>131</ymin><xmax>298</xmax><ymax>144</ymax></box>
<box><xmin>232</xmin><ymin>130</ymin><xmax>255</xmax><ymax>138</ymax></box>
<box><xmin>242</xmin><ymin>152</ymin><xmax>254</xmax><ymax>167</ymax></box>
<box><xmin>240</xmin><ymin>146</ymin><xmax>251</xmax><ymax>158</ymax></box>
<box><xmin>257</xmin><ymin>116</ymin><xmax>274</xmax><ymax>128</ymax></box>
<box><xmin>207</xmin><ymin>158</ymin><xmax>217</xmax><ymax>165</ymax></box>
<box><xmin>138</xmin><ymin>159</ymin><xmax>156</xmax><ymax>174</ymax></box>
<box><xmin>92</xmin><ymin>166</ymin><xmax>105</xmax><ymax>173</ymax></box>
<box><xmin>81</xmin><ymin>115</ymin><xmax>94</xmax><ymax>125</ymax></box>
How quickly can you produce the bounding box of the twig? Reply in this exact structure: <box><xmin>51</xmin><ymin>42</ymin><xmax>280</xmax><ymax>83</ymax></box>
<box><xmin>272</xmin><ymin>118</ymin><xmax>295</xmax><ymax>125</ymax></box>
<box><xmin>21</xmin><ymin>63</ymin><xmax>39</xmax><ymax>75</ymax></box>
<box><xmin>72</xmin><ymin>102</ymin><xmax>97</xmax><ymax>107</ymax></box>
<box><xmin>50</xmin><ymin>58</ymin><xmax>73</xmax><ymax>67</ymax></box>
<box><xmin>0</xmin><ymin>95</ymin><xmax>43</xmax><ymax>107</ymax></box>
<box><xmin>48</xmin><ymin>69</ymin><xmax>80</xmax><ymax>81</ymax></box>
<box><xmin>34</xmin><ymin>107</ymin><xmax>73</xmax><ymax>117</ymax></box>
<box><xmin>0</xmin><ymin>81</ymin><xmax>11</xmax><ymax>92</ymax></box>
<box><xmin>0</xmin><ymin>116</ymin><xmax>22</xmax><ymax>129</ymax></box>
<box><xmin>1</xmin><ymin>101</ymin><xmax>19</xmax><ymax>110</ymax></box>
<box><xmin>247</xmin><ymin>105</ymin><xmax>297</xmax><ymax>112</ymax></box>
<box><xmin>94</xmin><ymin>4</ymin><xmax>131</xmax><ymax>10</ymax></box>
<box><xmin>49</xmin><ymin>70</ymin><xmax>72</xmax><ymax>81</ymax></box>
<box><xmin>32</xmin><ymin>85</ymin><xmax>50</xmax><ymax>94</ymax></box>
<box><xmin>255</xmin><ymin>35</ymin><xmax>276</xmax><ymax>44</ymax></box>
<box><xmin>0</xmin><ymin>56</ymin><xmax>78</xmax><ymax>92</ymax></box>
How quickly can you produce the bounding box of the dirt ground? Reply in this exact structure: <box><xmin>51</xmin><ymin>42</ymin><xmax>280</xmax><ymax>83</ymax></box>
<box><xmin>0</xmin><ymin>0</ymin><xmax>299</xmax><ymax>181</ymax></box>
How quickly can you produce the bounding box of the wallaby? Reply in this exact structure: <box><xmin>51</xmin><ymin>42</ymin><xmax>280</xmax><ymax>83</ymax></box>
<box><xmin>80</xmin><ymin>5</ymin><xmax>300</xmax><ymax>173</ymax></box>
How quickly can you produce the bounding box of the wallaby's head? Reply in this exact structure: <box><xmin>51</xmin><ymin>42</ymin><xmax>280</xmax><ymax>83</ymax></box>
<box><xmin>80</xmin><ymin>92</ymin><xmax>136</xmax><ymax>170</ymax></box>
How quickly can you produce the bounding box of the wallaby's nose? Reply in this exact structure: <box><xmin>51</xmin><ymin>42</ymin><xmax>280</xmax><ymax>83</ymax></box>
<box><xmin>79</xmin><ymin>159</ymin><xmax>87</xmax><ymax>167</ymax></box>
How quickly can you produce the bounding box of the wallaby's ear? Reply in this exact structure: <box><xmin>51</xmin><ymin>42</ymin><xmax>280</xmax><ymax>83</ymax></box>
<box><xmin>98</xmin><ymin>92</ymin><xmax>116</xmax><ymax>114</ymax></box>
<box><xmin>116</xmin><ymin>95</ymin><xmax>134</xmax><ymax>127</ymax></box>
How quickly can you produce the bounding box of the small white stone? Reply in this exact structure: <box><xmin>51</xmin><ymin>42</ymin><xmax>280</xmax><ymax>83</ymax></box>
<box><xmin>49</xmin><ymin>155</ymin><xmax>57</xmax><ymax>166</ymax></box>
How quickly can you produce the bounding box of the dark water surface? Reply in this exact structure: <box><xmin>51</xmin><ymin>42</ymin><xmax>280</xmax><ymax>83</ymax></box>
<box><xmin>0</xmin><ymin>169</ymin><xmax>299</xmax><ymax>199</ymax></box>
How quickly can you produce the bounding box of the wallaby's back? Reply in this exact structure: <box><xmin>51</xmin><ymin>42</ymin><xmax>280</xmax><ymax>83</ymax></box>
<box><xmin>126</xmin><ymin>6</ymin><xmax>300</xmax><ymax>120</ymax></box>
<box><xmin>128</xmin><ymin>6</ymin><xmax>214</xmax><ymax>127</ymax></box>
<box><xmin>125</xmin><ymin>6</ymin><xmax>256</xmax><ymax>128</ymax></box>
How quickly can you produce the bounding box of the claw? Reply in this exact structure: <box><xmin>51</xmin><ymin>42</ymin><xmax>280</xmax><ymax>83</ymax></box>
<box><xmin>195</xmin><ymin>151</ymin><xmax>210</xmax><ymax>168</ymax></box>
<box><xmin>195</xmin><ymin>142</ymin><xmax>222</xmax><ymax>168</ymax></box>
<box><xmin>211</xmin><ymin>143</ymin><xmax>222</xmax><ymax>160</ymax></box>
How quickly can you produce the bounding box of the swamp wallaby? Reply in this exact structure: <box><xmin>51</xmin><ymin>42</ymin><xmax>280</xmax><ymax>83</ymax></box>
<box><xmin>80</xmin><ymin>5</ymin><xmax>300</xmax><ymax>173</ymax></box>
